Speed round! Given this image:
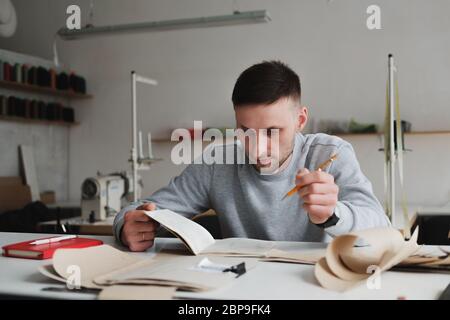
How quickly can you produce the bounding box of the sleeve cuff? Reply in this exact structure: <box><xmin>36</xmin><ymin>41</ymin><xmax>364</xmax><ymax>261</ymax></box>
<box><xmin>324</xmin><ymin>201</ymin><xmax>355</xmax><ymax>237</ymax></box>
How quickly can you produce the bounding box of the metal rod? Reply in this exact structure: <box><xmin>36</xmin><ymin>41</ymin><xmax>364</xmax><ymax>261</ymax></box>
<box><xmin>148</xmin><ymin>132</ymin><xmax>153</xmax><ymax>159</ymax></box>
<box><xmin>138</xmin><ymin>131</ymin><xmax>144</xmax><ymax>159</ymax></box>
<box><xmin>131</xmin><ymin>71</ymin><xmax>138</xmax><ymax>202</ymax></box>
<box><xmin>388</xmin><ymin>54</ymin><xmax>396</xmax><ymax>227</ymax></box>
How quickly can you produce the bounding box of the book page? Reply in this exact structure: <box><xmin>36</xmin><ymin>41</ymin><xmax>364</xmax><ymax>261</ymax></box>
<box><xmin>201</xmin><ymin>237</ymin><xmax>276</xmax><ymax>256</ymax></box>
<box><xmin>146</xmin><ymin>209</ymin><xmax>215</xmax><ymax>255</ymax></box>
<box><xmin>260</xmin><ymin>248</ymin><xmax>325</xmax><ymax>264</ymax></box>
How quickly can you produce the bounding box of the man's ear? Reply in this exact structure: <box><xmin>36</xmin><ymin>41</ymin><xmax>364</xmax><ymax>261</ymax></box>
<box><xmin>297</xmin><ymin>106</ymin><xmax>308</xmax><ymax>132</ymax></box>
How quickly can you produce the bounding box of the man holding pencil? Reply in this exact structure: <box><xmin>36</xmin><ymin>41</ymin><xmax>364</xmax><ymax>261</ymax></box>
<box><xmin>114</xmin><ymin>60</ymin><xmax>390</xmax><ymax>252</ymax></box>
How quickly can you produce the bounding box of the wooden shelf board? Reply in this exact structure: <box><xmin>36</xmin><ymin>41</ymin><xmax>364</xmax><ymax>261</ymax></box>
<box><xmin>0</xmin><ymin>80</ymin><xmax>92</xmax><ymax>99</ymax></box>
<box><xmin>0</xmin><ymin>115</ymin><xmax>79</xmax><ymax>127</ymax></box>
<box><xmin>336</xmin><ymin>132</ymin><xmax>379</xmax><ymax>136</ymax></box>
<box><xmin>404</xmin><ymin>130</ymin><xmax>450</xmax><ymax>135</ymax></box>
<box><xmin>338</xmin><ymin>131</ymin><xmax>450</xmax><ymax>136</ymax></box>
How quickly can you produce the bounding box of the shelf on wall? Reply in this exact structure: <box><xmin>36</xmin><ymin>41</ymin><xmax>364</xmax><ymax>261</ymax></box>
<box><xmin>404</xmin><ymin>130</ymin><xmax>450</xmax><ymax>135</ymax></box>
<box><xmin>0</xmin><ymin>80</ymin><xmax>92</xmax><ymax>99</ymax></box>
<box><xmin>337</xmin><ymin>131</ymin><xmax>450</xmax><ymax>137</ymax></box>
<box><xmin>0</xmin><ymin>115</ymin><xmax>79</xmax><ymax>127</ymax></box>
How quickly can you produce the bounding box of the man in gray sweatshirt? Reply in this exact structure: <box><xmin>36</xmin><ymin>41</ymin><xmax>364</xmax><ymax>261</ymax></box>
<box><xmin>114</xmin><ymin>61</ymin><xmax>389</xmax><ymax>251</ymax></box>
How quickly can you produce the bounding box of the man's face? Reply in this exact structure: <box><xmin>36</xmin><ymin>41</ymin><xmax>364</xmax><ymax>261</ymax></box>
<box><xmin>234</xmin><ymin>97</ymin><xmax>308</xmax><ymax>173</ymax></box>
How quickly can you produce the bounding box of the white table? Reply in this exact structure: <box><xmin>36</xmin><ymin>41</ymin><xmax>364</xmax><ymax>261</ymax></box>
<box><xmin>0</xmin><ymin>232</ymin><xmax>448</xmax><ymax>300</ymax></box>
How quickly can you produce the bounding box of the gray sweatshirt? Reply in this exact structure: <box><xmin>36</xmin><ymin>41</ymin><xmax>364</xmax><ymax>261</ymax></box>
<box><xmin>113</xmin><ymin>133</ymin><xmax>390</xmax><ymax>244</ymax></box>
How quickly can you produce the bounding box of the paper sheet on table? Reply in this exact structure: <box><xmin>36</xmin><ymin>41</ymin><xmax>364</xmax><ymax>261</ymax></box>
<box><xmin>98</xmin><ymin>285</ymin><xmax>176</xmax><ymax>300</ymax></box>
<box><xmin>398</xmin><ymin>245</ymin><xmax>450</xmax><ymax>266</ymax></box>
<box><xmin>314</xmin><ymin>227</ymin><xmax>420</xmax><ymax>292</ymax></box>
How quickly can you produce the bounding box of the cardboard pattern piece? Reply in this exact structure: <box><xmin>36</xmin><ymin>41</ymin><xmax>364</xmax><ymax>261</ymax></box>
<box><xmin>39</xmin><ymin>244</ymin><xmax>258</xmax><ymax>297</ymax></box>
<box><xmin>314</xmin><ymin>227</ymin><xmax>420</xmax><ymax>292</ymax></box>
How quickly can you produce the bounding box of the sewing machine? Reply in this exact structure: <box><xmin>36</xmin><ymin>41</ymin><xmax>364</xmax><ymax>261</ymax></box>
<box><xmin>81</xmin><ymin>172</ymin><xmax>140</xmax><ymax>222</ymax></box>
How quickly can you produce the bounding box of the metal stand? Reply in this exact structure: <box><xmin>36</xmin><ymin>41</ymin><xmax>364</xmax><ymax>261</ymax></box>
<box><xmin>130</xmin><ymin>71</ymin><xmax>162</xmax><ymax>202</ymax></box>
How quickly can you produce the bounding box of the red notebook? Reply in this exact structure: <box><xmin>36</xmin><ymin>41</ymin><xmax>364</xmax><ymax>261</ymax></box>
<box><xmin>2</xmin><ymin>236</ymin><xmax>103</xmax><ymax>260</ymax></box>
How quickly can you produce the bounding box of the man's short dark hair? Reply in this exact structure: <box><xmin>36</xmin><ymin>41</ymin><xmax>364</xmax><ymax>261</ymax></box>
<box><xmin>232</xmin><ymin>60</ymin><xmax>301</xmax><ymax>107</ymax></box>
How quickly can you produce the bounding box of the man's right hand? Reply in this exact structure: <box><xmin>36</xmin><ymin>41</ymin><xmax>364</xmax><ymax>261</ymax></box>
<box><xmin>120</xmin><ymin>202</ymin><xmax>159</xmax><ymax>252</ymax></box>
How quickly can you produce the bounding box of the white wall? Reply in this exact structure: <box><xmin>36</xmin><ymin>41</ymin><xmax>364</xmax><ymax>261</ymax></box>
<box><xmin>0</xmin><ymin>122</ymin><xmax>69</xmax><ymax>199</ymax></box>
<box><xmin>1</xmin><ymin>0</ymin><xmax>450</xmax><ymax>217</ymax></box>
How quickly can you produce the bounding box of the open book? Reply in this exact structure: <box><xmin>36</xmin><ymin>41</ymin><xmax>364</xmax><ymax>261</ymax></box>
<box><xmin>147</xmin><ymin>209</ymin><xmax>278</xmax><ymax>256</ymax></box>
<box><xmin>147</xmin><ymin>209</ymin><xmax>325</xmax><ymax>263</ymax></box>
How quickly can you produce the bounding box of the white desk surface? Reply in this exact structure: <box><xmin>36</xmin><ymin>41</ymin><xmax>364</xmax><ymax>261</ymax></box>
<box><xmin>0</xmin><ymin>232</ymin><xmax>448</xmax><ymax>300</ymax></box>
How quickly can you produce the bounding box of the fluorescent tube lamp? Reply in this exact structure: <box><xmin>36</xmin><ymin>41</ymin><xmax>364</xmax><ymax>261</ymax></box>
<box><xmin>58</xmin><ymin>10</ymin><xmax>271</xmax><ymax>40</ymax></box>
